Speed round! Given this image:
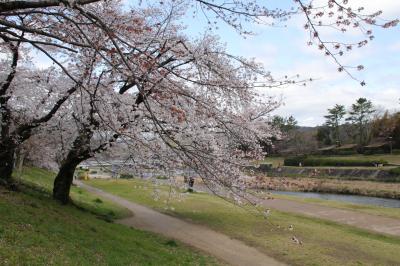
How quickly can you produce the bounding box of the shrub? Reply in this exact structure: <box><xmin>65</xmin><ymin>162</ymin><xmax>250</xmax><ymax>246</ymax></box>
<box><xmin>389</xmin><ymin>167</ymin><xmax>400</xmax><ymax>176</ymax></box>
<box><xmin>93</xmin><ymin>198</ymin><xmax>103</xmax><ymax>204</ymax></box>
<box><xmin>120</xmin><ymin>173</ymin><xmax>134</xmax><ymax>179</ymax></box>
<box><xmin>165</xmin><ymin>240</ymin><xmax>178</xmax><ymax>247</ymax></box>
<box><xmin>156</xmin><ymin>175</ymin><xmax>168</xmax><ymax>180</ymax></box>
<box><xmin>283</xmin><ymin>155</ymin><xmax>307</xmax><ymax>166</ymax></box>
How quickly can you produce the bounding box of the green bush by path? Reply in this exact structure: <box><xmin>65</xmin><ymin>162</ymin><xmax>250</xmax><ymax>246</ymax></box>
<box><xmin>120</xmin><ymin>173</ymin><xmax>134</xmax><ymax>179</ymax></box>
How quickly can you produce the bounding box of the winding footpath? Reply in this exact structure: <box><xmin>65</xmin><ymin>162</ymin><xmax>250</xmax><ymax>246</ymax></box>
<box><xmin>77</xmin><ymin>181</ymin><xmax>285</xmax><ymax>266</ymax></box>
<box><xmin>77</xmin><ymin>180</ymin><xmax>400</xmax><ymax>266</ymax></box>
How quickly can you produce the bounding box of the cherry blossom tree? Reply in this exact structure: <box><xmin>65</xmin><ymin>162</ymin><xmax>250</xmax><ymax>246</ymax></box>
<box><xmin>0</xmin><ymin>0</ymin><xmax>398</xmax><ymax>206</ymax></box>
<box><xmin>1</xmin><ymin>0</ymin><xmax>397</xmax><ymax>84</ymax></box>
<box><xmin>0</xmin><ymin>42</ymin><xmax>80</xmax><ymax>187</ymax></box>
<box><xmin>52</xmin><ymin>31</ymin><xmax>279</xmax><ymax>203</ymax></box>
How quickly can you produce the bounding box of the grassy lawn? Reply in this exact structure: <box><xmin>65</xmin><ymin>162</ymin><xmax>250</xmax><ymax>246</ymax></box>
<box><xmin>271</xmin><ymin>193</ymin><xmax>400</xmax><ymax>220</ymax></box>
<box><xmin>88</xmin><ymin>178</ymin><xmax>400</xmax><ymax>266</ymax></box>
<box><xmin>0</xmin><ymin>184</ymin><xmax>218</xmax><ymax>265</ymax></box>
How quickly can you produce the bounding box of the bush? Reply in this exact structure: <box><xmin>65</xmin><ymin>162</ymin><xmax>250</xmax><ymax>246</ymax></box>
<box><xmin>284</xmin><ymin>156</ymin><xmax>307</xmax><ymax>166</ymax></box>
<box><xmin>363</xmin><ymin>148</ymin><xmax>389</xmax><ymax>155</ymax></box>
<box><xmin>389</xmin><ymin>167</ymin><xmax>400</xmax><ymax>176</ymax></box>
<box><xmin>156</xmin><ymin>175</ymin><xmax>168</xmax><ymax>180</ymax></box>
<box><xmin>93</xmin><ymin>198</ymin><xmax>103</xmax><ymax>204</ymax></box>
<box><xmin>120</xmin><ymin>173</ymin><xmax>134</xmax><ymax>179</ymax></box>
<box><xmin>284</xmin><ymin>156</ymin><xmax>388</xmax><ymax>167</ymax></box>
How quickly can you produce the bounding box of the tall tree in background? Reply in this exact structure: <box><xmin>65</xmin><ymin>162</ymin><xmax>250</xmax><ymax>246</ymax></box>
<box><xmin>316</xmin><ymin>126</ymin><xmax>332</xmax><ymax>146</ymax></box>
<box><xmin>371</xmin><ymin>111</ymin><xmax>400</xmax><ymax>149</ymax></box>
<box><xmin>324</xmin><ymin>104</ymin><xmax>346</xmax><ymax>146</ymax></box>
<box><xmin>272</xmin><ymin>115</ymin><xmax>298</xmax><ymax>136</ymax></box>
<box><xmin>271</xmin><ymin>115</ymin><xmax>305</xmax><ymax>154</ymax></box>
<box><xmin>346</xmin><ymin>98</ymin><xmax>375</xmax><ymax>146</ymax></box>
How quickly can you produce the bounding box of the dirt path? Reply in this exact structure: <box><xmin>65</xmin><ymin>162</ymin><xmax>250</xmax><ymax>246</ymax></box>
<box><xmin>259</xmin><ymin>197</ymin><xmax>400</xmax><ymax>237</ymax></box>
<box><xmin>77</xmin><ymin>181</ymin><xmax>285</xmax><ymax>266</ymax></box>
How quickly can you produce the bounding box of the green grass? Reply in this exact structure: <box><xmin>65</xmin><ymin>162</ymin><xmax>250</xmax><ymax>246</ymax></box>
<box><xmin>0</xmin><ymin>184</ymin><xmax>218</xmax><ymax>265</ymax></box>
<box><xmin>271</xmin><ymin>193</ymin><xmax>400</xmax><ymax>220</ymax></box>
<box><xmin>88</xmin><ymin>179</ymin><xmax>400</xmax><ymax>266</ymax></box>
<box><xmin>15</xmin><ymin>167</ymin><xmax>131</xmax><ymax>220</ymax></box>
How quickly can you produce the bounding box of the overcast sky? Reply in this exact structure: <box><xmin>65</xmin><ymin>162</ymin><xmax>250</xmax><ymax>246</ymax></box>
<box><xmin>31</xmin><ymin>1</ymin><xmax>400</xmax><ymax>126</ymax></box>
<box><xmin>184</xmin><ymin>0</ymin><xmax>400</xmax><ymax>126</ymax></box>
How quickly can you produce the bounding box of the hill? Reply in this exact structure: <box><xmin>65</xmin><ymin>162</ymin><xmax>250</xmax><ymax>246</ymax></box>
<box><xmin>0</xmin><ymin>168</ymin><xmax>217</xmax><ymax>265</ymax></box>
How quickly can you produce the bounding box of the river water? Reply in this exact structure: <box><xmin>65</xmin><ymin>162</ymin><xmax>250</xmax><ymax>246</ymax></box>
<box><xmin>271</xmin><ymin>191</ymin><xmax>400</xmax><ymax>209</ymax></box>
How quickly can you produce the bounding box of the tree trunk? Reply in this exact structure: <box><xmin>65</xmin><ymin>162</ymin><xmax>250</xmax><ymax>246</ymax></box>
<box><xmin>17</xmin><ymin>150</ymin><xmax>25</xmax><ymax>175</ymax></box>
<box><xmin>0</xmin><ymin>141</ymin><xmax>16</xmax><ymax>188</ymax></box>
<box><xmin>53</xmin><ymin>159</ymin><xmax>80</xmax><ymax>204</ymax></box>
<box><xmin>53</xmin><ymin>128</ymin><xmax>93</xmax><ymax>204</ymax></box>
<box><xmin>188</xmin><ymin>177</ymin><xmax>195</xmax><ymax>193</ymax></box>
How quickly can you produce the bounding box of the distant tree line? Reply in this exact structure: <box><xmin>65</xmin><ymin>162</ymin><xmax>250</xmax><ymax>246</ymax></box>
<box><xmin>269</xmin><ymin>98</ymin><xmax>400</xmax><ymax>155</ymax></box>
<box><xmin>318</xmin><ymin>97</ymin><xmax>400</xmax><ymax>150</ymax></box>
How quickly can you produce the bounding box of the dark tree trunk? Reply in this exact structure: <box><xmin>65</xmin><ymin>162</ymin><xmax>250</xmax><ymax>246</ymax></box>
<box><xmin>53</xmin><ymin>129</ymin><xmax>93</xmax><ymax>204</ymax></box>
<box><xmin>0</xmin><ymin>101</ymin><xmax>15</xmax><ymax>187</ymax></box>
<box><xmin>0</xmin><ymin>38</ymin><xmax>19</xmax><ymax>187</ymax></box>
<box><xmin>188</xmin><ymin>177</ymin><xmax>195</xmax><ymax>193</ymax></box>
<box><xmin>53</xmin><ymin>159</ymin><xmax>80</xmax><ymax>204</ymax></box>
<box><xmin>0</xmin><ymin>141</ymin><xmax>16</xmax><ymax>188</ymax></box>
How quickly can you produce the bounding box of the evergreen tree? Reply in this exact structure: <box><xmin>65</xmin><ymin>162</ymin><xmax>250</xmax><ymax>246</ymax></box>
<box><xmin>324</xmin><ymin>104</ymin><xmax>346</xmax><ymax>146</ymax></box>
<box><xmin>346</xmin><ymin>98</ymin><xmax>375</xmax><ymax>146</ymax></box>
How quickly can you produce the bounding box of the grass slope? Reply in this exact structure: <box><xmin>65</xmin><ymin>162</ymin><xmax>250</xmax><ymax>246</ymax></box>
<box><xmin>0</xmin><ymin>168</ymin><xmax>218</xmax><ymax>265</ymax></box>
<box><xmin>88</xmin><ymin>179</ymin><xmax>400</xmax><ymax>266</ymax></box>
<box><xmin>16</xmin><ymin>167</ymin><xmax>131</xmax><ymax>220</ymax></box>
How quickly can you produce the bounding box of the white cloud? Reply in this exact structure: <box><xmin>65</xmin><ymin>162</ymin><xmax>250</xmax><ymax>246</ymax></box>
<box><xmin>264</xmin><ymin>78</ymin><xmax>400</xmax><ymax>126</ymax></box>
